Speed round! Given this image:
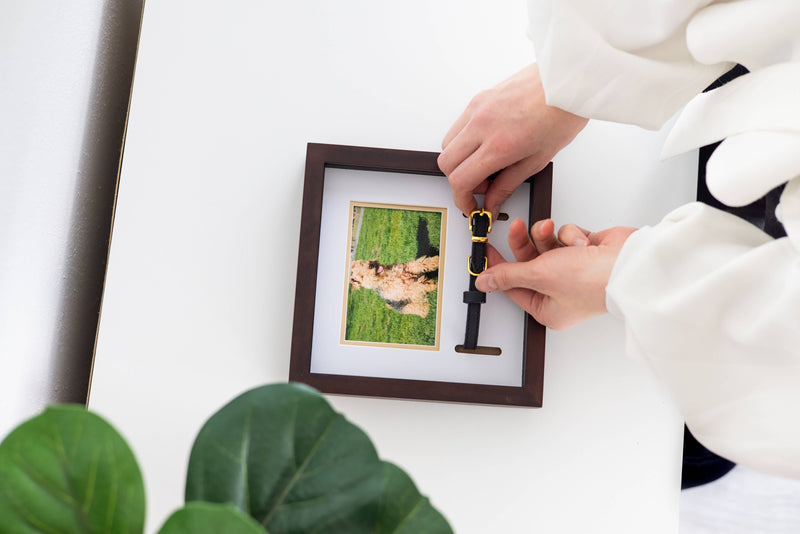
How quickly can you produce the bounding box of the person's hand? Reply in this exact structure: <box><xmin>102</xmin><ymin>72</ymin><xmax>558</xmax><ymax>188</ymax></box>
<box><xmin>475</xmin><ymin>218</ymin><xmax>637</xmax><ymax>330</ymax></box>
<box><xmin>438</xmin><ymin>64</ymin><xmax>588</xmax><ymax>217</ymax></box>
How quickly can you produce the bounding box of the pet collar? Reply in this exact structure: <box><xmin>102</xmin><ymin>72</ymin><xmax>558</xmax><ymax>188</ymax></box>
<box><xmin>463</xmin><ymin>208</ymin><xmax>492</xmax><ymax>349</ymax></box>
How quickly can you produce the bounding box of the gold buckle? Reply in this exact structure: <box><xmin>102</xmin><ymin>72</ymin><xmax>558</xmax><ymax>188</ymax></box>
<box><xmin>468</xmin><ymin>209</ymin><xmax>492</xmax><ymax>235</ymax></box>
<box><xmin>471</xmin><ymin>235</ymin><xmax>488</xmax><ymax>243</ymax></box>
<box><xmin>467</xmin><ymin>255</ymin><xmax>487</xmax><ymax>276</ymax></box>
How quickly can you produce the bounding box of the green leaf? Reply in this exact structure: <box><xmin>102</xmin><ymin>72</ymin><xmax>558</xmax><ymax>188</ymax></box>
<box><xmin>158</xmin><ymin>502</ymin><xmax>266</xmax><ymax>534</ymax></box>
<box><xmin>375</xmin><ymin>462</ymin><xmax>452</xmax><ymax>534</ymax></box>
<box><xmin>0</xmin><ymin>405</ymin><xmax>145</xmax><ymax>534</ymax></box>
<box><xmin>185</xmin><ymin>383</ymin><xmax>383</xmax><ymax>534</ymax></box>
<box><xmin>315</xmin><ymin>462</ymin><xmax>453</xmax><ymax>534</ymax></box>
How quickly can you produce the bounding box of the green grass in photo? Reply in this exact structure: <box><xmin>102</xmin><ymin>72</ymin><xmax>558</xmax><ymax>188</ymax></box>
<box><xmin>345</xmin><ymin>206</ymin><xmax>442</xmax><ymax>346</ymax></box>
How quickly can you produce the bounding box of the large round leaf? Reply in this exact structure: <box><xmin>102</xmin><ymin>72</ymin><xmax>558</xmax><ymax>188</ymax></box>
<box><xmin>374</xmin><ymin>462</ymin><xmax>453</xmax><ymax>534</ymax></box>
<box><xmin>158</xmin><ymin>502</ymin><xmax>266</xmax><ymax>534</ymax></box>
<box><xmin>315</xmin><ymin>461</ymin><xmax>453</xmax><ymax>534</ymax></box>
<box><xmin>185</xmin><ymin>383</ymin><xmax>383</xmax><ymax>533</ymax></box>
<box><xmin>0</xmin><ymin>405</ymin><xmax>145</xmax><ymax>534</ymax></box>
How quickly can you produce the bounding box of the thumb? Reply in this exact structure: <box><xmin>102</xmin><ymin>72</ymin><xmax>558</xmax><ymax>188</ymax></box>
<box><xmin>476</xmin><ymin>257</ymin><xmax>548</xmax><ymax>294</ymax></box>
<box><xmin>484</xmin><ymin>157</ymin><xmax>542</xmax><ymax>217</ymax></box>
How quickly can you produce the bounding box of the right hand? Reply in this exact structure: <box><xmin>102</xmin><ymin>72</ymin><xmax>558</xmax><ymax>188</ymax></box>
<box><xmin>475</xmin><ymin>218</ymin><xmax>636</xmax><ymax>330</ymax></box>
<box><xmin>438</xmin><ymin>64</ymin><xmax>588</xmax><ymax>216</ymax></box>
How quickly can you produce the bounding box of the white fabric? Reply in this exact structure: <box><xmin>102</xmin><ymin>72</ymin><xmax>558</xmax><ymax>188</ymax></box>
<box><xmin>528</xmin><ymin>0</ymin><xmax>800</xmax><ymax>477</ymax></box>
<box><xmin>607</xmin><ymin>203</ymin><xmax>800</xmax><ymax>478</ymax></box>
<box><xmin>527</xmin><ymin>0</ymin><xmax>730</xmax><ymax>129</ymax></box>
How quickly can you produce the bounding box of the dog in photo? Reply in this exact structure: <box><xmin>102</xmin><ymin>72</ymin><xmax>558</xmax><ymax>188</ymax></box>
<box><xmin>349</xmin><ymin>255</ymin><xmax>439</xmax><ymax>317</ymax></box>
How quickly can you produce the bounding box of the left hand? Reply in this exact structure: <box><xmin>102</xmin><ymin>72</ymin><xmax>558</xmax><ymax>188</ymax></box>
<box><xmin>438</xmin><ymin>64</ymin><xmax>588</xmax><ymax>218</ymax></box>
<box><xmin>475</xmin><ymin>218</ymin><xmax>637</xmax><ymax>330</ymax></box>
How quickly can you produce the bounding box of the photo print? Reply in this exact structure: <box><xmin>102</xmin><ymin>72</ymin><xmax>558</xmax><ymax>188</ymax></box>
<box><xmin>342</xmin><ymin>201</ymin><xmax>446</xmax><ymax>350</ymax></box>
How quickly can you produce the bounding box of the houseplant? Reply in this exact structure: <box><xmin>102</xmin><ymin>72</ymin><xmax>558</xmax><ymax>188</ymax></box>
<box><xmin>0</xmin><ymin>383</ymin><xmax>452</xmax><ymax>533</ymax></box>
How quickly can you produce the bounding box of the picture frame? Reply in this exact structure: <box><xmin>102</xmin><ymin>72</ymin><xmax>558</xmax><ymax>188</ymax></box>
<box><xmin>289</xmin><ymin>143</ymin><xmax>552</xmax><ymax>406</ymax></box>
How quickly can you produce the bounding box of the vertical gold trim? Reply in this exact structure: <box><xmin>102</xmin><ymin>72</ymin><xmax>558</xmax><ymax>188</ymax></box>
<box><xmin>86</xmin><ymin>0</ymin><xmax>147</xmax><ymax>407</ymax></box>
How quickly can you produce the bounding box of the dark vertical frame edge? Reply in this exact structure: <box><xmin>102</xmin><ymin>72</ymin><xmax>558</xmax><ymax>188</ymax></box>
<box><xmin>289</xmin><ymin>144</ymin><xmax>326</xmax><ymax>381</ymax></box>
<box><xmin>523</xmin><ymin>162</ymin><xmax>553</xmax><ymax>407</ymax></box>
<box><xmin>289</xmin><ymin>143</ymin><xmax>550</xmax><ymax>407</ymax></box>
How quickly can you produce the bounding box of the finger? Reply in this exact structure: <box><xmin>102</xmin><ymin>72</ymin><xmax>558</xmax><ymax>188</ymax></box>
<box><xmin>557</xmin><ymin>223</ymin><xmax>591</xmax><ymax>246</ymax></box>
<box><xmin>483</xmin><ymin>247</ymin><xmax>553</xmax><ymax>320</ymax></box>
<box><xmin>508</xmin><ymin>218</ymin><xmax>538</xmax><ymax>262</ymax></box>
<box><xmin>473</xmin><ymin>180</ymin><xmax>490</xmax><ymax>195</ymax></box>
<box><xmin>441</xmin><ymin>109</ymin><xmax>471</xmax><ymax>150</ymax></box>
<box><xmin>530</xmin><ymin>218</ymin><xmax>562</xmax><ymax>253</ymax></box>
<box><xmin>484</xmin><ymin>243</ymin><xmax>507</xmax><ymax>268</ymax></box>
<box><xmin>484</xmin><ymin>154</ymin><xmax>547</xmax><ymax>217</ymax></box>
<box><xmin>481</xmin><ymin>245</ymin><xmax>511</xmax><ymax>292</ymax></box>
<box><xmin>500</xmin><ymin>285</ymin><xmax>545</xmax><ymax>320</ymax></box>
<box><xmin>591</xmin><ymin>226</ymin><xmax>638</xmax><ymax>247</ymax></box>
<box><xmin>476</xmin><ymin>252</ymin><xmax>550</xmax><ymax>295</ymax></box>
<box><xmin>449</xmin><ymin>177</ymin><xmax>479</xmax><ymax>216</ymax></box>
<box><xmin>448</xmin><ymin>145</ymin><xmax>503</xmax><ymax>215</ymax></box>
<box><xmin>529</xmin><ymin>295</ymin><xmax>572</xmax><ymax>330</ymax></box>
<box><xmin>437</xmin><ymin>127</ymin><xmax>481</xmax><ymax>176</ymax></box>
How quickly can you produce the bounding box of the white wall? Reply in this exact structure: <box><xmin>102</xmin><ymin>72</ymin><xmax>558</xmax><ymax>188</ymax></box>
<box><xmin>1</xmin><ymin>2</ymin><xmax>95</xmax><ymax>434</ymax></box>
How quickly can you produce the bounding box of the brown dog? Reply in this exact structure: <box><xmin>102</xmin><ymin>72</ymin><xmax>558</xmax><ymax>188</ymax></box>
<box><xmin>349</xmin><ymin>256</ymin><xmax>439</xmax><ymax>317</ymax></box>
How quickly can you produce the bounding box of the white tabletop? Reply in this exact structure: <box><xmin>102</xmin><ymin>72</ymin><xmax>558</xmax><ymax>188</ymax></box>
<box><xmin>89</xmin><ymin>1</ymin><xmax>696</xmax><ymax>532</ymax></box>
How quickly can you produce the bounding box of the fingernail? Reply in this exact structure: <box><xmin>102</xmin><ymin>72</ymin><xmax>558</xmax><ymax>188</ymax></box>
<box><xmin>477</xmin><ymin>273</ymin><xmax>498</xmax><ymax>292</ymax></box>
<box><xmin>573</xmin><ymin>238</ymin><xmax>589</xmax><ymax>246</ymax></box>
<box><xmin>533</xmin><ymin>219</ymin><xmax>549</xmax><ymax>235</ymax></box>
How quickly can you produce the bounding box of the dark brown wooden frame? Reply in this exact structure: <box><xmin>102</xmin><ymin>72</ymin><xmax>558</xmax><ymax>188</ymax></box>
<box><xmin>289</xmin><ymin>143</ymin><xmax>551</xmax><ymax>407</ymax></box>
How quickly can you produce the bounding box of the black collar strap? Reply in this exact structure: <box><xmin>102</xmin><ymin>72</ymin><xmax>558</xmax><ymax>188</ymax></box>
<box><xmin>463</xmin><ymin>209</ymin><xmax>492</xmax><ymax>349</ymax></box>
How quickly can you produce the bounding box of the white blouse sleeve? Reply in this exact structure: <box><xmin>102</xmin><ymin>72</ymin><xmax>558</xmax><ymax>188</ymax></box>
<box><xmin>527</xmin><ymin>0</ymin><xmax>731</xmax><ymax>129</ymax></box>
<box><xmin>601</xmin><ymin>0</ymin><xmax>800</xmax><ymax>473</ymax></box>
<box><xmin>605</xmin><ymin>190</ymin><xmax>800</xmax><ymax>478</ymax></box>
<box><xmin>529</xmin><ymin>0</ymin><xmax>800</xmax><ymax>476</ymax></box>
